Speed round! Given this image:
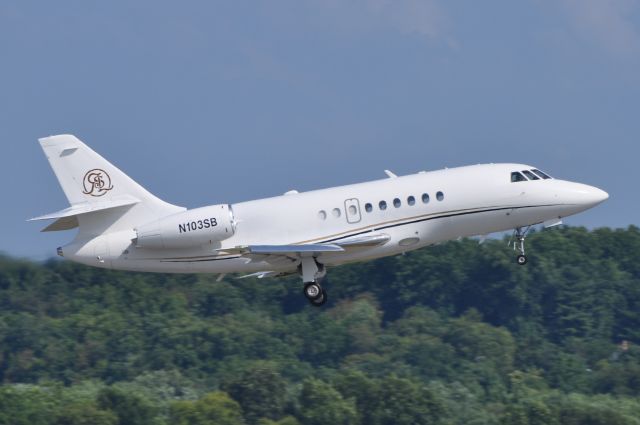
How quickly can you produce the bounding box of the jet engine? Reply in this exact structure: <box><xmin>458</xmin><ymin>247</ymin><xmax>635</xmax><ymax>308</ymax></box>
<box><xmin>135</xmin><ymin>204</ymin><xmax>236</xmax><ymax>249</ymax></box>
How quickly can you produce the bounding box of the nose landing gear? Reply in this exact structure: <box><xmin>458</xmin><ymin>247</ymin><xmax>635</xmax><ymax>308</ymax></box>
<box><xmin>511</xmin><ymin>226</ymin><xmax>531</xmax><ymax>266</ymax></box>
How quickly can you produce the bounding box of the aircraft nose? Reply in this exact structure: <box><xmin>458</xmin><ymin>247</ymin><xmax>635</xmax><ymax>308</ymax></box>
<box><xmin>591</xmin><ymin>186</ymin><xmax>609</xmax><ymax>204</ymax></box>
<box><xmin>552</xmin><ymin>181</ymin><xmax>609</xmax><ymax>217</ymax></box>
<box><xmin>574</xmin><ymin>184</ymin><xmax>609</xmax><ymax>207</ymax></box>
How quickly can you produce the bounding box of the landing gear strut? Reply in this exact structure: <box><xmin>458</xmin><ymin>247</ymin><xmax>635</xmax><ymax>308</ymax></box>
<box><xmin>300</xmin><ymin>257</ymin><xmax>328</xmax><ymax>307</ymax></box>
<box><xmin>511</xmin><ymin>226</ymin><xmax>531</xmax><ymax>266</ymax></box>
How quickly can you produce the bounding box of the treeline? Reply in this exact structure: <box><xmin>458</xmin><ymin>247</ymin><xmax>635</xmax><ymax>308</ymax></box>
<box><xmin>1</xmin><ymin>226</ymin><xmax>640</xmax><ymax>424</ymax></box>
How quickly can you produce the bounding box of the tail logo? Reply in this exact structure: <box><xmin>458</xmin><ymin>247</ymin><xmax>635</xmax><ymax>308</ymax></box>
<box><xmin>82</xmin><ymin>169</ymin><xmax>113</xmax><ymax>197</ymax></box>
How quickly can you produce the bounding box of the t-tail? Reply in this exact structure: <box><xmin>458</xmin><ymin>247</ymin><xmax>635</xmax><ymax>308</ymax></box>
<box><xmin>30</xmin><ymin>134</ymin><xmax>185</xmax><ymax>243</ymax></box>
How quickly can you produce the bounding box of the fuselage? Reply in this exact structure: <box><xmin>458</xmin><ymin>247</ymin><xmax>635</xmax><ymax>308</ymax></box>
<box><xmin>62</xmin><ymin>163</ymin><xmax>608</xmax><ymax>274</ymax></box>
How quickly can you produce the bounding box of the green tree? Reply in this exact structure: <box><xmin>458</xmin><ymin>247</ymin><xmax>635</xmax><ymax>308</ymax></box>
<box><xmin>0</xmin><ymin>385</ymin><xmax>54</xmax><ymax>425</ymax></box>
<box><xmin>296</xmin><ymin>379</ymin><xmax>357</xmax><ymax>425</ymax></box>
<box><xmin>97</xmin><ymin>387</ymin><xmax>157</xmax><ymax>425</ymax></box>
<box><xmin>257</xmin><ymin>417</ymin><xmax>300</xmax><ymax>425</ymax></box>
<box><xmin>367</xmin><ymin>376</ymin><xmax>446</xmax><ymax>425</ymax></box>
<box><xmin>223</xmin><ymin>364</ymin><xmax>287</xmax><ymax>424</ymax></box>
<box><xmin>54</xmin><ymin>403</ymin><xmax>118</xmax><ymax>425</ymax></box>
<box><xmin>170</xmin><ymin>391</ymin><xmax>245</xmax><ymax>425</ymax></box>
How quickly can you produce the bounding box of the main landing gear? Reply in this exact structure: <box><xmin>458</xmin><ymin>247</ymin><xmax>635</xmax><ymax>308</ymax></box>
<box><xmin>511</xmin><ymin>226</ymin><xmax>531</xmax><ymax>266</ymax></box>
<box><xmin>304</xmin><ymin>281</ymin><xmax>327</xmax><ymax>307</ymax></box>
<box><xmin>300</xmin><ymin>257</ymin><xmax>328</xmax><ymax>307</ymax></box>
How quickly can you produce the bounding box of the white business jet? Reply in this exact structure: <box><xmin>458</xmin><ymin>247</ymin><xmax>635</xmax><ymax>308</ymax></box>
<box><xmin>31</xmin><ymin>135</ymin><xmax>608</xmax><ymax>306</ymax></box>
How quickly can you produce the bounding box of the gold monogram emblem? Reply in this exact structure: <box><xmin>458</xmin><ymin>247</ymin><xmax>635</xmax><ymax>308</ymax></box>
<box><xmin>82</xmin><ymin>169</ymin><xmax>113</xmax><ymax>197</ymax></box>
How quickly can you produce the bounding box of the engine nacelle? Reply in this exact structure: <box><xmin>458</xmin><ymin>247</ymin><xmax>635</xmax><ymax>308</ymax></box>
<box><xmin>135</xmin><ymin>204</ymin><xmax>236</xmax><ymax>249</ymax></box>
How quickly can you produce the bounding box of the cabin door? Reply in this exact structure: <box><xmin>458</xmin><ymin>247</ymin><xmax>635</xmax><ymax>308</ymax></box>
<box><xmin>344</xmin><ymin>198</ymin><xmax>362</xmax><ymax>224</ymax></box>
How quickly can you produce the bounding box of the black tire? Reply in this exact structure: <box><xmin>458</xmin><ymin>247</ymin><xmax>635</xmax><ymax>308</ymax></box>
<box><xmin>517</xmin><ymin>255</ymin><xmax>527</xmax><ymax>265</ymax></box>
<box><xmin>303</xmin><ymin>282</ymin><xmax>322</xmax><ymax>300</ymax></box>
<box><xmin>310</xmin><ymin>289</ymin><xmax>327</xmax><ymax>307</ymax></box>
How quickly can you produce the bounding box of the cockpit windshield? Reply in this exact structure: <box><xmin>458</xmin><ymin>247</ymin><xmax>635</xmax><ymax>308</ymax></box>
<box><xmin>511</xmin><ymin>172</ymin><xmax>527</xmax><ymax>182</ymax></box>
<box><xmin>532</xmin><ymin>169</ymin><xmax>551</xmax><ymax>179</ymax></box>
<box><xmin>511</xmin><ymin>169</ymin><xmax>553</xmax><ymax>182</ymax></box>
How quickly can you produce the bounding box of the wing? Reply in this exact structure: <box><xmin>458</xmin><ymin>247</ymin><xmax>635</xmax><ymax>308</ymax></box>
<box><xmin>223</xmin><ymin>243</ymin><xmax>344</xmax><ymax>256</ymax></box>
<box><xmin>333</xmin><ymin>233</ymin><xmax>390</xmax><ymax>247</ymax></box>
<box><xmin>238</xmin><ymin>270</ymin><xmax>297</xmax><ymax>279</ymax></box>
<box><xmin>225</xmin><ymin>233</ymin><xmax>390</xmax><ymax>279</ymax></box>
<box><xmin>223</xmin><ymin>233</ymin><xmax>390</xmax><ymax>275</ymax></box>
<box><xmin>222</xmin><ymin>232</ymin><xmax>390</xmax><ymax>257</ymax></box>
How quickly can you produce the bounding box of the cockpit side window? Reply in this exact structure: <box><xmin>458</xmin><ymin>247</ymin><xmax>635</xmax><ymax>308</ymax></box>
<box><xmin>532</xmin><ymin>169</ymin><xmax>551</xmax><ymax>179</ymax></box>
<box><xmin>522</xmin><ymin>170</ymin><xmax>539</xmax><ymax>180</ymax></box>
<box><xmin>511</xmin><ymin>171</ymin><xmax>527</xmax><ymax>182</ymax></box>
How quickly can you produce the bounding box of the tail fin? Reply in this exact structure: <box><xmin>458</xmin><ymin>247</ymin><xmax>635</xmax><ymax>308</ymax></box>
<box><xmin>32</xmin><ymin>134</ymin><xmax>184</xmax><ymax>235</ymax></box>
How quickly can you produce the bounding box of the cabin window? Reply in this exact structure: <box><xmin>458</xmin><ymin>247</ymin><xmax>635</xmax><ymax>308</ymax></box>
<box><xmin>365</xmin><ymin>203</ymin><xmax>373</xmax><ymax>213</ymax></box>
<box><xmin>532</xmin><ymin>169</ymin><xmax>551</xmax><ymax>179</ymax></box>
<box><xmin>348</xmin><ymin>205</ymin><xmax>357</xmax><ymax>215</ymax></box>
<box><xmin>318</xmin><ymin>210</ymin><xmax>327</xmax><ymax>220</ymax></box>
<box><xmin>422</xmin><ymin>193</ymin><xmax>430</xmax><ymax>204</ymax></box>
<box><xmin>407</xmin><ymin>196</ymin><xmax>415</xmax><ymax>206</ymax></box>
<box><xmin>332</xmin><ymin>208</ymin><xmax>341</xmax><ymax>218</ymax></box>
<box><xmin>393</xmin><ymin>198</ymin><xmax>401</xmax><ymax>208</ymax></box>
<box><xmin>511</xmin><ymin>171</ymin><xmax>527</xmax><ymax>182</ymax></box>
<box><xmin>522</xmin><ymin>170</ymin><xmax>539</xmax><ymax>180</ymax></box>
<box><xmin>379</xmin><ymin>200</ymin><xmax>387</xmax><ymax>210</ymax></box>
<box><xmin>436</xmin><ymin>191</ymin><xmax>444</xmax><ymax>201</ymax></box>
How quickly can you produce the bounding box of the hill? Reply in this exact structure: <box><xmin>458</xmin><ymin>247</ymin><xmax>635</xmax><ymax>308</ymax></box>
<box><xmin>1</xmin><ymin>226</ymin><xmax>640</xmax><ymax>424</ymax></box>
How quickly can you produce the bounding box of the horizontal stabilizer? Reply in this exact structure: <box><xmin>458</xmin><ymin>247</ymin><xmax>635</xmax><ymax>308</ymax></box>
<box><xmin>29</xmin><ymin>195</ymin><xmax>140</xmax><ymax>221</ymax></box>
<box><xmin>41</xmin><ymin>216</ymin><xmax>79</xmax><ymax>232</ymax></box>
<box><xmin>29</xmin><ymin>195</ymin><xmax>140</xmax><ymax>232</ymax></box>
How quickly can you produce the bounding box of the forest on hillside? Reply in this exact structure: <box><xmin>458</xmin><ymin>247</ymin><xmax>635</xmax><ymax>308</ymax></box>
<box><xmin>2</xmin><ymin>226</ymin><xmax>640</xmax><ymax>425</ymax></box>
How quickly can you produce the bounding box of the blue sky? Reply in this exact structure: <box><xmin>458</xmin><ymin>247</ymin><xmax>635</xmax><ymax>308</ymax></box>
<box><xmin>1</xmin><ymin>0</ymin><xmax>639</xmax><ymax>259</ymax></box>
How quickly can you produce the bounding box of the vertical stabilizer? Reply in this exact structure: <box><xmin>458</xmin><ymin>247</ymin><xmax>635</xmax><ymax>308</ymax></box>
<box><xmin>37</xmin><ymin>134</ymin><xmax>184</xmax><ymax>235</ymax></box>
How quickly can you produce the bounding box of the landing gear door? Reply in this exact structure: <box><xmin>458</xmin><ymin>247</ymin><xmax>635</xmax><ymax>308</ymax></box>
<box><xmin>344</xmin><ymin>198</ymin><xmax>362</xmax><ymax>224</ymax></box>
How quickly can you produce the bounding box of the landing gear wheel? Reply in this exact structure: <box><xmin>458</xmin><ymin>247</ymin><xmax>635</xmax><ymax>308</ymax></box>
<box><xmin>304</xmin><ymin>282</ymin><xmax>322</xmax><ymax>301</ymax></box>
<box><xmin>299</xmin><ymin>258</ymin><xmax>328</xmax><ymax>306</ymax></box>
<box><xmin>517</xmin><ymin>255</ymin><xmax>527</xmax><ymax>265</ymax></box>
<box><xmin>309</xmin><ymin>289</ymin><xmax>327</xmax><ymax>307</ymax></box>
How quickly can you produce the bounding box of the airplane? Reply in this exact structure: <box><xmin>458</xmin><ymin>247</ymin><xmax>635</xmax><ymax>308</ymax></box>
<box><xmin>30</xmin><ymin>134</ymin><xmax>609</xmax><ymax>306</ymax></box>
